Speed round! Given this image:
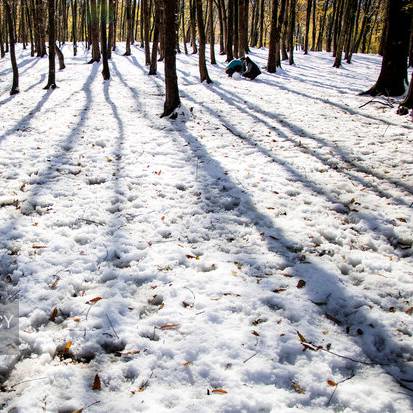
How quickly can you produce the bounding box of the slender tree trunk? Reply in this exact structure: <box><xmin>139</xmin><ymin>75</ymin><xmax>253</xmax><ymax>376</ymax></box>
<box><xmin>149</xmin><ymin>0</ymin><xmax>160</xmax><ymax>74</ymax></box>
<box><xmin>143</xmin><ymin>0</ymin><xmax>151</xmax><ymax>63</ymax></box>
<box><xmin>196</xmin><ymin>0</ymin><xmax>212</xmax><ymax>82</ymax></box>
<box><xmin>258</xmin><ymin>0</ymin><xmax>264</xmax><ymax>47</ymax></box>
<box><xmin>108</xmin><ymin>0</ymin><xmax>115</xmax><ymax>57</ymax></box>
<box><xmin>304</xmin><ymin>0</ymin><xmax>312</xmax><ymax>54</ymax></box>
<box><xmin>124</xmin><ymin>0</ymin><xmax>132</xmax><ymax>54</ymax></box>
<box><xmin>44</xmin><ymin>0</ymin><xmax>57</xmax><ymax>89</ymax></box>
<box><xmin>161</xmin><ymin>0</ymin><xmax>181</xmax><ymax>117</ymax></box>
<box><xmin>56</xmin><ymin>44</ymin><xmax>65</xmax><ymax>69</ymax></box>
<box><xmin>226</xmin><ymin>0</ymin><xmax>234</xmax><ymax>60</ymax></box>
<box><xmin>5</xmin><ymin>1</ymin><xmax>19</xmax><ymax>95</ymax></box>
<box><xmin>288</xmin><ymin>0</ymin><xmax>295</xmax><ymax>64</ymax></box>
<box><xmin>209</xmin><ymin>0</ymin><xmax>216</xmax><ymax>63</ymax></box>
<box><xmin>267</xmin><ymin>0</ymin><xmax>278</xmax><ymax>72</ymax></box>
<box><xmin>101</xmin><ymin>0</ymin><xmax>110</xmax><ymax>79</ymax></box>
<box><xmin>190</xmin><ymin>0</ymin><xmax>198</xmax><ymax>53</ymax></box>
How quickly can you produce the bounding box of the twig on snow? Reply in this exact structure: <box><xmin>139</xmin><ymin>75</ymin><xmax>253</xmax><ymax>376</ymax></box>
<box><xmin>105</xmin><ymin>313</ymin><xmax>119</xmax><ymax>339</ymax></box>
<box><xmin>359</xmin><ymin>99</ymin><xmax>393</xmax><ymax>109</ymax></box>
<box><xmin>10</xmin><ymin>376</ymin><xmax>48</xmax><ymax>389</ymax></box>
<box><xmin>243</xmin><ymin>352</ymin><xmax>258</xmax><ymax>364</ymax></box>
<box><xmin>326</xmin><ymin>372</ymin><xmax>355</xmax><ymax>406</ymax></box>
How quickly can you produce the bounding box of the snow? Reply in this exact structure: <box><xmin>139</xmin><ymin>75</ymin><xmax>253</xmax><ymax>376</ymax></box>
<box><xmin>0</xmin><ymin>43</ymin><xmax>412</xmax><ymax>412</ymax></box>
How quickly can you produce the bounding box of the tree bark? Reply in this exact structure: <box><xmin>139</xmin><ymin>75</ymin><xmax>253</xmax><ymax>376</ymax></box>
<box><xmin>196</xmin><ymin>0</ymin><xmax>212</xmax><ymax>82</ymax></box>
<box><xmin>161</xmin><ymin>0</ymin><xmax>181</xmax><ymax>117</ymax></box>
<box><xmin>44</xmin><ymin>0</ymin><xmax>57</xmax><ymax>89</ymax></box>
<box><xmin>361</xmin><ymin>0</ymin><xmax>411</xmax><ymax>96</ymax></box>
<box><xmin>5</xmin><ymin>1</ymin><xmax>19</xmax><ymax>95</ymax></box>
<box><xmin>88</xmin><ymin>0</ymin><xmax>101</xmax><ymax>62</ymax></box>
<box><xmin>101</xmin><ymin>0</ymin><xmax>110</xmax><ymax>79</ymax></box>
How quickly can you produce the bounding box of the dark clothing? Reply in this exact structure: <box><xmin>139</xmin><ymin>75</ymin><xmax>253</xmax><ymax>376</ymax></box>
<box><xmin>225</xmin><ymin>59</ymin><xmax>244</xmax><ymax>77</ymax></box>
<box><xmin>242</xmin><ymin>58</ymin><xmax>261</xmax><ymax>80</ymax></box>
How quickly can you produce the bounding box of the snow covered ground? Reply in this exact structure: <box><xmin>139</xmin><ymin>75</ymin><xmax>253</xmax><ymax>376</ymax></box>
<box><xmin>0</xmin><ymin>44</ymin><xmax>412</xmax><ymax>412</ymax></box>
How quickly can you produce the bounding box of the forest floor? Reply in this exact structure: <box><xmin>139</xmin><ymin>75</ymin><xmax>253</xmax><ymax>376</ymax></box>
<box><xmin>0</xmin><ymin>44</ymin><xmax>412</xmax><ymax>413</ymax></box>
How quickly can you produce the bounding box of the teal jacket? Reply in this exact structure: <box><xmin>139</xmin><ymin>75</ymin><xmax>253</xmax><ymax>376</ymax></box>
<box><xmin>226</xmin><ymin>59</ymin><xmax>244</xmax><ymax>71</ymax></box>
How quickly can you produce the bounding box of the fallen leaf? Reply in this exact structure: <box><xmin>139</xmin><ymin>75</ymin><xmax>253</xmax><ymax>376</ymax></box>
<box><xmin>32</xmin><ymin>244</ymin><xmax>47</xmax><ymax>249</ymax></box>
<box><xmin>327</xmin><ymin>379</ymin><xmax>337</xmax><ymax>387</ymax></box>
<box><xmin>297</xmin><ymin>331</ymin><xmax>307</xmax><ymax>343</ymax></box>
<box><xmin>86</xmin><ymin>296</ymin><xmax>103</xmax><ymax>305</ymax></box>
<box><xmin>160</xmin><ymin>323</ymin><xmax>179</xmax><ymax>330</ymax></box>
<box><xmin>251</xmin><ymin>330</ymin><xmax>260</xmax><ymax>336</ymax></box>
<box><xmin>92</xmin><ymin>374</ymin><xmax>101</xmax><ymax>390</ymax></box>
<box><xmin>296</xmin><ymin>280</ymin><xmax>306</xmax><ymax>289</ymax></box>
<box><xmin>64</xmin><ymin>340</ymin><xmax>73</xmax><ymax>353</ymax></box>
<box><xmin>50</xmin><ymin>307</ymin><xmax>59</xmax><ymax>322</ymax></box>
<box><xmin>273</xmin><ymin>288</ymin><xmax>287</xmax><ymax>293</ymax></box>
<box><xmin>291</xmin><ymin>382</ymin><xmax>305</xmax><ymax>394</ymax></box>
<box><xmin>211</xmin><ymin>389</ymin><xmax>228</xmax><ymax>394</ymax></box>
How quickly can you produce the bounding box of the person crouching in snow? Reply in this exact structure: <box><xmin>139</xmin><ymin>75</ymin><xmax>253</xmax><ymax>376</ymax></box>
<box><xmin>225</xmin><ymin>58</ymin><xmax>245</xmax><ymax>77</ymax></box>
<box><xmin>242</xmin><ymin>56</ymin><xmax>261</xmax><ymax>80</ymax></box>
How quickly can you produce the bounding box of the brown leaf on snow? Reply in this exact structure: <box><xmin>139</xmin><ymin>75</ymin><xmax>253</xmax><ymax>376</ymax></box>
<box><xmin>64</xmin><ymin>340</ymin><xmax>73</xmax><ymax>353</ymax></box>
<box><xmin>32</xmin><ymin>244</ymin><xmax>47</xmax><ymax>249</ymax></box>
<box><xmin>327</xmin><ymin>379</ymin><xmax>337</xmax><ymax>387</ymax></box>
<box><xmin>296</xmin><ymin>331</ymin><xmax>307</xmax><ymax>343</ymax></box>
<box><xmin>251</xmin><ymin>330</ymin><xmax>260</xmax><ymax>336</ymax></box>
<box><xmin>86</xmin><ymin>296</ymin><xmax>103</xmax><ymax>305</ymax></box>
<box><xmin>92</xmin><ymin>374</ymin><xmax>102</xmax><ymax>391</ymax></box>
<box><xmin>211</xmin><ymin>389</ymin><xmax>228</xmax><ymax>394</ymax></box>
<box><xmin>160</xmin><ymin>323</ymin><xmax>179</xmax><ymax>330</ymax></box>
<box><xmin>291</xmin><ymin>382</ymin><xmax>305</xmax><ymax>394</ymax></box>
<box><xmin>273</xmin><ymin>288</ymin><xmax>287</xmax><ymax>293</ymax></box>
<box><xmin>296</xmin><ymin>279</ymin><xmax>306</xmax><ymax>289</ymax></box>
<box><xmin>49</xmin><ymin>307</ymin><xmax>59</xmax><ymax>322</ymax></box>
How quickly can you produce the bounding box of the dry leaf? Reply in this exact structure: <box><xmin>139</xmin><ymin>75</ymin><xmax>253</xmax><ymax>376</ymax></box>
<box><xmin>32</xmin><ymin>244</ymin><xmax>47</xmax><ymax>249</ymax></box>
<box><xmin>181</xmin><ymin>360</ymin><xmax>192</xmax><ymax>367</ymax></box>
<box><xmin>296</xmin><ymin>331</ymin><xmax>307</xmax><ymax>343</ymax></box>
<box><xmin>86</xmin><ymin>296</ymin><xmax>103</xmax><ymax>305</ymax></box>
<box><xmin>64</xmin><ymin>340</ymin><xmax>73</xmax><ymax>353</ymax></box>
<box><xmin>296</xmin><ymin>279</ymin><xmax>306</xmax><ymax>289</ymax></box>
<box><xmin>273</xmin><ymin>288</ymin><xmax>287</xmax><ymax>293</ymax></box>
<box><xmin>72</xmin><ymin>316</ymin><xmax>81</xmax><ymax>322</ymax></box>
<box><xmin>251</xmin><ymin>330</ymin><xmax>260</xmax><ymax>336</ymax></box>
<box><xmin>211</xmin><ymin>389</ymin><xmax>228</xmax><ymax>394</ymax></box>
<box><xmin>50</xmin><ymin>307</ymin><xmax>58</xmax><ymax>322</ymax></box>
<box><xmin>291</xmin><ymin>382</ymin><xmax>305</xmax><ymax>394</ymax></box>
<box><xmin>160</xmin><ymin>323</ymin><xmax>179</xmax><ymax>330</ymax></box>
<box><xmin>327</xmin><ymin>379</ymin><xmax>337</xmax><ymax>387</ymax></box>
<box><xmin>92</xmin><ymin>374</ymin><xmax>101</xmax><ymax>390</ymax></box>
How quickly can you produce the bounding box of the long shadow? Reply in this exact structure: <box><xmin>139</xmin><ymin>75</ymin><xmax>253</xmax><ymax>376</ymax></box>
<box><xmin>24</xmin><ymin>73</ymin><xmax>47</xmax><ymax>92</ymax></box>
<box><xmin>0</xmin><ymin>56</ymin><xmax>40</xmax><ymax>77</ymax></box>
<box><xmin>112</xmin><ymin>55</ymin><xmax>413</xmax><ymax>405</ymax></box>
<box><xmin>126</xmin><ymin>53</ymin><xmax>413</xmax><ymax>250</ymax></box>
<box><xmin>257</xmin><ymin>75</ymin><xmax>413</xmax><ymax>130</ymax></box>
<box><xmin>170</xmin><ymin>117</ymin><xmax>413</xmax><ymax>404</ymax></box>
<box><xmin>0</xmin><ymin>90</ymin><xmax>53</xmax><ymax>145</ymax></box>
<box><xmin>0</xmin><ymin>63</ymin><xmax>99</xmax><ymax>384</ymax></box>
<box><xmin>215</xmin><ymin>81</ymin><xmax>413</xmax><ymax>195</ymax></box>
<box><xmin>170</xmin><ymin>63</ymin><xmax>413</xmax><ymax>209</ymax></box>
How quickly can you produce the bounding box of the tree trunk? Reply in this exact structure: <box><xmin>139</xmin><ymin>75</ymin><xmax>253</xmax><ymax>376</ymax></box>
<box><xmin>149</xmin><ymin>0</ymin><xmax>160</xmax><ymax>74</ymax></box>
<box><xmin>88</xmin><ymin>0</ymin><xmax>100</xmax><ymax>62</ymax></box>
<box><xmin>56</xmin><ymin>44</ymin><xmax>65</xmax><ymax>69</ymax></box>
<box><xmin>101</xmin><ymin>0</ymin><xmax>110</xmax><ymax>79</ymax></box>
<box><xmin>361</xmin><ymin>0</ymin><xmax>411</xmax><ymax>96</ymax></box>
<box><xmin>209</xmin><ymin>0</ymin><xmax>216</xmax><ymax>63</ymax></box>
<box><xmin>44</xmin><ymin>0</ymin><xmax>57</xmax><ymax>89</ymax></box>
<box><xmin>400</xmin><ymin>73</ymin><xmax>413</xmax><ymax>109</ymax></box>
<box><xmin>304</xmin><ymin>0</ymin><xmax>312</xmax><ymax>54</ymax></box>
<box><xmin>5</xmin><ymin>1</ymin><xmax>19</xmax><ymax>95</ymax></box>
<box><xmin>161</xmin><ymin>0</ymin><xmax>181</xmax><ymax>117</ymax></box>
<box><xmin>267</xmin><ymin>0</ymin><xmax>279</xmax><ymax>72</ymax></box>
<box><xmin>196</xmin><ymin>0</ymin><xmax>212</xmax><ymax>82</ymax></box>
<box><xmin>288</xmin><ymin>0</ymin><xmax>295</xmax><ymax>64</ymax></box>
<box><xmin>124</xmin><ymin>0</ymin><xmax>132</xmax><ymax>55</ymax></box>
<box><xmin>226</xmin><ymin>0</ymin><xmax>234</xmax><ymax>60</ymax></box>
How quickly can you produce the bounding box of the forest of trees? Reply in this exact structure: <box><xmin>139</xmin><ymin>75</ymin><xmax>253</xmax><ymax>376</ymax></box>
<box><xmin>0</xmin><ymin>0</ymin><xmax>412</xmax><ymax>116</ymax></box>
